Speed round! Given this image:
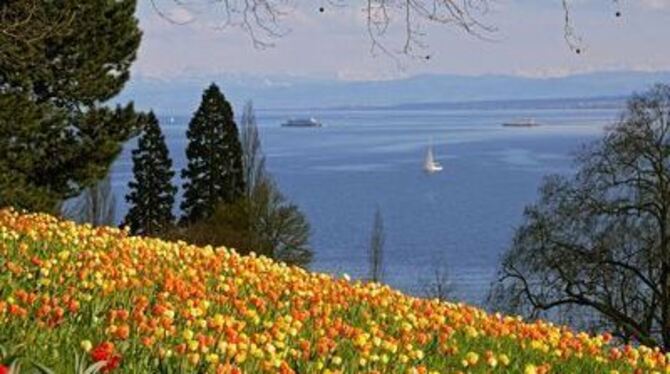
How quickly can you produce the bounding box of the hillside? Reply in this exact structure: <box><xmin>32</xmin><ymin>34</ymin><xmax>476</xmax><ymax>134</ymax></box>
<box><xmin>0</xmin><ymin>209</ymin><xmax>666</xmax><ymax>373</ymax></box>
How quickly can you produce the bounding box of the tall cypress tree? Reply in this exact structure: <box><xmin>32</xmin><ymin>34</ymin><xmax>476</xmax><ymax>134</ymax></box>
<box><xmin>124</xmin><ymin>112</ymin><xmax>176</xmax><ymax>236</ymax></box>
<box><xmin>181</xmin><ymin>83</ymin><xmax>245</xmax><ymax>223</ymax></box>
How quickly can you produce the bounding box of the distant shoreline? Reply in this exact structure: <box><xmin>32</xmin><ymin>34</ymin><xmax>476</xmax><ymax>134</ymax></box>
<box><xmin>315</xmin><ymin>95</ymin><xmax>627</xmax><ymax>112</ymax></box>
<box><xmin>158</xmin><ymin>96</ymin><xmax>628</xmax><ymax>118</ymax></box>
<box><xmin>231</xmin><ymin>95</ymin><xmax>627</xmax><ymax>114</ymax></box>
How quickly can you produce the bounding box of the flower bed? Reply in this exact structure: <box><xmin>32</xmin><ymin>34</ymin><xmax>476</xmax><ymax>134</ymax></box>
<box><xmin>0</xmin><ymin>209</ymin><xmax>665</xmax><ymax>373</ymax></box>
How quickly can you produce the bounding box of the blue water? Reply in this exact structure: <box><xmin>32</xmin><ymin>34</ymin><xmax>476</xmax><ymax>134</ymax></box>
<box><xmin>110</xmin><ymin>107</ymin><xmax>619</xmax><ymax>305</ymax></box>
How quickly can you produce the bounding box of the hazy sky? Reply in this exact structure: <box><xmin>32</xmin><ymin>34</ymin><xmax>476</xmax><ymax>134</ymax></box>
<box><xmin>134</xmin><ymin>0</ymin><xmax>670</xmax><ymax>81</ymax></box>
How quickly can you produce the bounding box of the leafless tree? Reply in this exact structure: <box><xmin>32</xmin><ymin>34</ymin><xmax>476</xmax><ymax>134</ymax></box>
<box><xmin>489</xmin><ymin>84</ymin><xmax>670</xmax><ymax>350</ymax></box>
<box><xmin>250</xmin><ymin>179</ymin><xmax>312</xmax><ymax>265</ymax></box>
<box><xmin>62</xmin><ymin>174</ymin><xmax>117</xmax><ymax>227</ymax></box>
<box><xmin>152</xmin><ymin>0</ymin><xmax>622</xmax><ymax>58</ymax></box>
<box><xmin>179</xmin><ymin>176</ymin><xmax>312</xmax><ymax>266</ymax></box>
<box><xmin>240</xmin><ymin>101</ymin><xmax>311</xmax><ymax>265</ymax></box>
<box><xmin>421</xmin><ymin>262</ymin><xmax>455</xmax><ymax>301</ymax></box>
<box><xmin>368</xmin><ymin>207</ymin><xmax>385</xmax><ymax>283</ymax></box>
<box><xmin>240</xmin><ymin>100</ymin><xmax>266</xmax><ymax>197</ymax></box>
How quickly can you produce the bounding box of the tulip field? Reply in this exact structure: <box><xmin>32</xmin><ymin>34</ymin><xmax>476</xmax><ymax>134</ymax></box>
<box><xmin>0</xmin><ymin>209</ymin><xmax>667</xmax><ymax>373</ymax></box>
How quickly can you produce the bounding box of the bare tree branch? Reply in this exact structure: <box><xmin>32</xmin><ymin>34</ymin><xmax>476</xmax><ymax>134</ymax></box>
<box><xmin>561</xmin><ymin>0</ymin><xmax>583</xmax><ymax>53</ymax></box>
<box><xmin>149</xmin><ymin>0</ymin><xmax>193</xmax><ymax>25</ymax></box>
<box><xmin>149</xmin><ymin>0</ymin><xmax>622</xmax><ymax>60</ymax></box>
<box><xmin>490</xmin><ymin>84</ymin><xmax>670</xmax><ymax>350</ymax></box>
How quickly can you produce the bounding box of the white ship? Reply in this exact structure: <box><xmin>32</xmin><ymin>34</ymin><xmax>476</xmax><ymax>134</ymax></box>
<box><xmin>502</xmin><ymin>118</ymin><xmax>540</xmax><ymax>127</ymax></box>
<box><xmin>281</xmin><ymin>117</ymin><xmax>322</xmax><ymax>127</ymax></box>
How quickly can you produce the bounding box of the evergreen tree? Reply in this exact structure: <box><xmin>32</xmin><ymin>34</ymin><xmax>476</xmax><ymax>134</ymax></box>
<box><xmin>124</xmin><ymin>112</ymin><xmax>176</xmax><ymax>236</ymax></box>
<box><xmin>181</xmin><ymin>84</ymin><xmax>245</xmax><ymax>223</ymax></box>
<box><xmin>180</xmin><ymin>101</ymin><xmax>312</xmax><ymax>266</ymax></box>
<box><xmin>0</xmin><ymin>0</ymin><xmax>142</xmax><ymax>212</ymax></box>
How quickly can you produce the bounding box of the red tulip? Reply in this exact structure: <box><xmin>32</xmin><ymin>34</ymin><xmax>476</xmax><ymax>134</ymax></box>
<box><xmin>90</xmin><ymin>342</ymin><xmax>121</xmax><ymax>372</ymax></box>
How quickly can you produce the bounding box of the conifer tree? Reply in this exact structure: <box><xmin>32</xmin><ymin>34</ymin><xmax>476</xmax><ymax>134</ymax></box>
<box><xmin>181</xmin><ymin>101</ymin><xmax>312</xmax><ymax>266</ymax></box>
<box><xmin>124</xmin><ymin>112</ymin><xmax>176</xmax><ymax>236</ymax></box>
<box><xmin>0</xmin><ymin>0</ymin><xmax>142</xmax><ymax>212</ymax></box>
<box><xmin>181</xmin><ymin>83</ymin><xmax>245</xmax><ymax>223</ymax></box>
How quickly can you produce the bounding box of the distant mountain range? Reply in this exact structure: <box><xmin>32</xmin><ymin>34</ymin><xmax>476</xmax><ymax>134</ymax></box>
<box><xmin>114</xmin><ymin>70</ymin><xmax>670</xmax><ymax>114</ymax></box>
<box><xmin>330</xmin><ymin>96</ymin><xmax>628</xmax><ymax>111</ymax></box>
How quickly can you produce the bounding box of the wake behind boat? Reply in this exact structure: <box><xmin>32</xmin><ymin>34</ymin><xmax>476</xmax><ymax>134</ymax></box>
<box><xmin>281</xmin><ymin>117</ymin><xmax>322</xmax><ymax>127</ymax></box>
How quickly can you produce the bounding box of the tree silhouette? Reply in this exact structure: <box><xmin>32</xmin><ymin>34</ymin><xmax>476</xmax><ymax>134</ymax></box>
<box><xmin>124</xmin><ymin>112</ymin><xmax>177</xmax><ymax>236</ymax></box>
<box><xmin>490</xmin><ymin>84</ymin><xmax>670</xmax><ymax>350</ymax></box>
<box><xmin>368</xmin><ymin>207</ymin><xmax>385</xmax><ymax>283</ymax></box>
<box><xmin>178</xmin><ymin>100</ymin><xmax>312</xmax><ymax>266</ymax></box>
<box><xmin>181</xmin><ymin>83</ymin><xmax>245</xmax><ymax>224</ymax></box>
<box><xmin>0</xmin><ymin>0</ymin><xmax>142</xmax><ymax>212</ymax></box>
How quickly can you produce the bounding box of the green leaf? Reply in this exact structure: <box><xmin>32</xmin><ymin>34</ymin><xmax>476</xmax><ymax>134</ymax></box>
<box><xmin>82</xmin><ymin>361</ymin><xmax>108</xmax><ymax>374</ymax></box>
<box><xmin>31</xmin><ymin>360</ymin><xmax>55</xmax><ymax>374</ymax></box>
<box><xmin>9</xmin><ymin>358</ymin><xmax>22</xmax><ymax>374</ymax></box>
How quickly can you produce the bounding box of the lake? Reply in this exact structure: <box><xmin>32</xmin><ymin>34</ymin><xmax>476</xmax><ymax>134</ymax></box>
<box><xmin>110</xmin><ymin>105</ymin><xmax>620</xmax><ymax>306</ymax></box>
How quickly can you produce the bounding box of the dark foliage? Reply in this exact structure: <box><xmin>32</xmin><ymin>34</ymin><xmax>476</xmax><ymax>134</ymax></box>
<box><xmin>180</xmin><ymin>83</ymin><xmax>245</xmax><ymax>223</ymax></box>
<box><xmin>490</xmin><ymin>84</ymin><xmax>670</xmax><ymax>349</ymax></box>
<box><xmin>124</xmin><ymin>112</ymin><xmax>177</xmax><ymax>236</ymax></box>
<box><xmin>0</xmin><ymin>0</ymin><xmax>143</xmax><ymax>212</ymax></box>
<box><xmin>177</xmin><ymin>100</ymin><xmax>311</xmax><ymax>266</ymax></box>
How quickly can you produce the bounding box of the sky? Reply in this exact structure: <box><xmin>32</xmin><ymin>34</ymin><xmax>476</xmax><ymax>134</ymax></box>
<box><xmin>133</xmin><ymin>0</ymin><xmax>670</xmax><ymax>81</ymax></box>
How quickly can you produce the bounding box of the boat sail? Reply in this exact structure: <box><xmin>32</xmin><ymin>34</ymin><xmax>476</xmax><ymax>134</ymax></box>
<box><xmin>424</xmin><ymin>143</ymin><xmax>443</xmax><ymax>173</ymax></box>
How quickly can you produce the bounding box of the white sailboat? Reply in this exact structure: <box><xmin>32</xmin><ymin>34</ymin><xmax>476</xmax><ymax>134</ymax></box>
<box><xmin>424</xmin><ymin>142</ymin><xmax>443</xmax><ymax>173</ymax></box>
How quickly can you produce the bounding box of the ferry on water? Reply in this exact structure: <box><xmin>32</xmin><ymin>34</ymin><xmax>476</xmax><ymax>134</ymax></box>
<box><xmin>502</xmin><ymin>118</ymin><xmax>540</xmax><ymax>127</ymax></box>
<box><xmin>281</xmin><ymin>118</ymin><xmax>323</xmax><ymax>127</ymax></box>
